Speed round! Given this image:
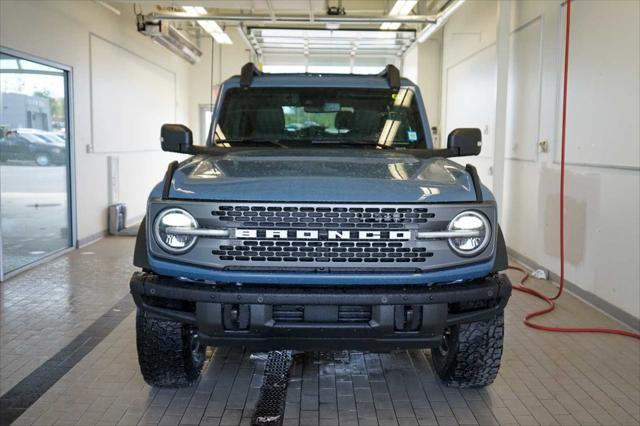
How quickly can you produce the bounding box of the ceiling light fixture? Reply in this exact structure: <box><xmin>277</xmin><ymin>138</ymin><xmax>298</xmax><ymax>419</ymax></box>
<box><xmin>416</xmin><ymin>0</ymin><xmax>465</xmax><ymax>43</ymax></box>
<box><xmin>380</xmin><ymin>0</ymin><xmax>418</xmax><ymax>31</ymax></box>
<box><xmin>137</xmin><ymin>15</ymin><xmax>203</xmax><ymax>64</ymax></box>
<box><xmin>183</xmin><ymin>6</ymin><xmax>233</xmax><ymax>45</ymax></box>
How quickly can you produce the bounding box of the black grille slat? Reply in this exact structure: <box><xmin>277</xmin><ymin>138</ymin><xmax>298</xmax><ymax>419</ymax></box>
<box><xmin>272</xmin><ymin>305</ymin><xmax>371</xmax><ymax>323</ymax></box>
<box><xmin>212</xmin><ymin>205</ymin><xmax>435</xmax><ymax>228</ymax></box>
<box><xmin>272</xmin><ymin>305</ymin><xmax>304</xmax><ymax>322</ymax></box>
<box><xmin>212</xmin><ymin>239</ymin><xmax>433</xmax><ymax>263</ymax></box>
<box><xmin>338</xmin><ymin>306</ymin><xmax>372</xmax><ymax>322</ymax></box>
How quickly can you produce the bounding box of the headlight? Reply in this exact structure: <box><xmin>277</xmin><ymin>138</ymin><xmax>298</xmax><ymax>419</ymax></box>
<box><xmin>447</xmin><ymin>211</ymin><xmax>491</xmax><ymax>256</ymax></box>
<box><xmin>153</xmin><ymin>208</ymin><xmax>198</xmax><ymax>254</ymax></box>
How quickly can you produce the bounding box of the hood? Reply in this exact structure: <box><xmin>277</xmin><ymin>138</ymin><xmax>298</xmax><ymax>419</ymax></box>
<box><xmin>166</xmin><ymin>148</ymin><xmax>483</xmax><ymax>203</ymax></box>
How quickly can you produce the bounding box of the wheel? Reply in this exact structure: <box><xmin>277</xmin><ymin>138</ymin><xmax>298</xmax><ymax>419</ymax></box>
<box><xmin>34</xmin><ymin>153</ymin><xmax>51</xmax><ymax>166</ymax></box>
<box><xmin>136</xmin><ymin>310</ymin><xmax>206</xmax><ymax>387</ymax></box>
<box><xmin>431</xmin><ymin>312</ymin><xmax>504</xmax><ymax>388</ymax></box>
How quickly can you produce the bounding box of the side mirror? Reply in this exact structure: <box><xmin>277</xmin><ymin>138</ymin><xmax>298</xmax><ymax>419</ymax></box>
<box><xmin>161</xmin><ymin>124</ymin><xmax>194</xmax><ymax>154</ymax></box>
<box><xmin>447</xmin><ymin>128</ymin><xmax>482</xmax><ymax>156</ymax></box>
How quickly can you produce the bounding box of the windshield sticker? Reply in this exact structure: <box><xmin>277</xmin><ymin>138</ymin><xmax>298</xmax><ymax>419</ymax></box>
<box><xmin>407</xmin><ymin>130</ymin><xmax>418</xmax><ymax>142</ymax></box>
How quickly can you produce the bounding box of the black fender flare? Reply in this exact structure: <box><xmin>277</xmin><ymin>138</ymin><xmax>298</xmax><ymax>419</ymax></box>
<box><xmin>133</xmin><ymin>217</ymin><xmax>152</xmax><ymax>271</ymax></box>
<box><xmin>491</xmin><ymin>226</ymin><xmax>508</xmax><ymax>273</ymax></box>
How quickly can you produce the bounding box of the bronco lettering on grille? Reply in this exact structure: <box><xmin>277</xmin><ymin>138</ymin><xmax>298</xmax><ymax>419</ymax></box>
<box><xmin>235</xmin><ymin>229</ymin><xmax>411</xmax><ymax>240</ymax></box>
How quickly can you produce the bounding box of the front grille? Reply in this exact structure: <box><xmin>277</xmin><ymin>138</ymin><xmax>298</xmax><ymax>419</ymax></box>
<box><xmin>212</xmin><ymin>240</ymin><xmax>433</xmax><ymax>263</ymax></box>
<box><xmin>149</xmin><ymin>201</ymin><xmax>497</xmax><ymax>273</ymax></box>
<box><xmin>213</xmin><ymin>205</ymin><xmax>435</xmax><ymax>229</ymax></box>
<box><xmin>272</xmin><ymin>305</ymin><xmax>372</xmax><ymax>323</ymax></box>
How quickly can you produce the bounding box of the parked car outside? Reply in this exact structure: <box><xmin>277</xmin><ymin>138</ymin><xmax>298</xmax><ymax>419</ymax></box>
<box><xmin>0</xmin><ymin>128</ymin><xmax>66</xmax><ymax>166</ymax></box>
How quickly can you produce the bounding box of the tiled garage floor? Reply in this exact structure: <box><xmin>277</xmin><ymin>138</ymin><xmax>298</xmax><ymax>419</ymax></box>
<box><xmin>0</xmin><ymin>238</ymin><xmax>136</xmax><ymax>396</ymax></box>
<box><xmin>1</xmin><ymin>237</ymin><xmax>638</xmax><ymax>426</ymax></box>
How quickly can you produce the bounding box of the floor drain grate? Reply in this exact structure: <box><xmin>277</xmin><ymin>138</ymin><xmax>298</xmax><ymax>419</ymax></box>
<box><xmin>251</xmin><ymin>350</ymin><xmax>294</xmax><ymax>426</ymax></box>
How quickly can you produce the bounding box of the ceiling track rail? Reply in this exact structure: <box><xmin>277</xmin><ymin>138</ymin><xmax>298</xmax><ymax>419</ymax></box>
<box><xmin>144</xmin><ymin>13</ymin><xmax>437</xmax><ymax>25</ymax></box>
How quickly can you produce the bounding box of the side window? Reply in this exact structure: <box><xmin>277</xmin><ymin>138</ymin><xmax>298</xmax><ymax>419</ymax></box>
<box><xmin>389</xmin><ymin>89</ymin><xmax>424</xmax><ymax>145</ymax></box>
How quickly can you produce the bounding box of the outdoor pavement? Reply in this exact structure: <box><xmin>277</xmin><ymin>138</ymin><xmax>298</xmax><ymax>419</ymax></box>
<box><xmin>0</xmin><ymin>163</ymin><xmax>70</xmax><ymax>274</ymax></box>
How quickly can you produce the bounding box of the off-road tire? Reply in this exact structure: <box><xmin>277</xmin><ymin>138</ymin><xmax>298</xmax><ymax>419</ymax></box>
<box><xmin>431</xmin><ymin>312</ymin><xmax>504</xmax><ymax>388</ymax></box>
<box><xmin>136</xmin><ymin>310</ymin><xmax>205</xmax><ymax>387</ymax></box>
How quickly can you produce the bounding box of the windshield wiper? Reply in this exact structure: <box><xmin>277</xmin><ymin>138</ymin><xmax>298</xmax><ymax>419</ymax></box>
<box><xmin>310</xmin><ymin>139</ymin><xmax>394</xmax><ymax>149</ymax></box>
<box><xmin>214</xmin><ymin>138</ymin><xmax>404</xmax><ymax>149</ymax></box>
<box><xmin>214</xmin><ymin>138</ymin><xmax>288</xmax><ymax>148</ymax></box>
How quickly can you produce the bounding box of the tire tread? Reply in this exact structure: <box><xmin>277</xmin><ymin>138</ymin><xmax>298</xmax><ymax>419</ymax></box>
<box><xmin>432</xmin><ymin>313</ymin><xmax>504</xmax><ymax>388</ymax></box>
<box><xmin>136</xmin><ymin>311</ymin><xmax>204</xmax><ymax>387</ymax></box>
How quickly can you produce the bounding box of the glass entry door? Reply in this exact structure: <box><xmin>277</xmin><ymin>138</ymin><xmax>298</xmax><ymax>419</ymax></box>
<box><xmin>0</xmin><ymin>51</ymin><xmax>73</xmax><ymax>280</ymax></box>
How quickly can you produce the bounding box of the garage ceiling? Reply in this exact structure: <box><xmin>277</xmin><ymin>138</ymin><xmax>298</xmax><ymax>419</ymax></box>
<box><xmin>116</xmin><ymin>0</ymin><xmax>447</xmax><ymax>68</ymax></box>
<box><xmin>119</xmin><ymin>0</ymin><xmax>444</xmax><ymax>28</ymax></box>
<box><xmin>121</xmin><ymin>1</ymin><xmax>443</xmax><ymax>18</ymax></box>
<box><xmin>247</xmin><ymin>28</ymin><xmax>416</xmax><ymax>58</ymax></box>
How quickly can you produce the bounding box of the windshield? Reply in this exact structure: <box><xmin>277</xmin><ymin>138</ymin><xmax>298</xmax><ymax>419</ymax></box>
<box><xmin>213</xmin><ymin>87</ymin><xmax>426</xmax><ymax>148</ymax></box>
<box><xmin>17</xmin><ymin>133</ymin><xmax>47</xmax><ymax>143</ymax></box>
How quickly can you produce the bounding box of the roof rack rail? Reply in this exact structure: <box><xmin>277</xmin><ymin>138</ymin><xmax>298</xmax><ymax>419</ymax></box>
<box><xmin>378</xmin><ymin>64</ymin><xmax>401</xmax><ymax>90</ymax></box>
<box><xmin>240</xmin><ymin>62</ymin><xmax>262</xmax><ymax>87</ymax></box>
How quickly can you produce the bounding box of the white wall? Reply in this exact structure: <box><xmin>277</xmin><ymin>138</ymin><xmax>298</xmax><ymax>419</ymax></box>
<box><xmin>440</xmin><ymin>0</ymin><xmax>498</xmax><ymax>189</ymax></box>
<box><xmin>188</xmin><ymin>30</ymin><xmax>253</xmax><ymax>145</ymax></box>
<box><xmin>0</xmin><ymin>0</ymin><xmax>192</xmax><ymax>242</ymax></box>
<box><xmin>439</xmin><ymin>0</ymin><xmax>640</xmax><ymax>319</ymax></box>
<box><xmin>402</xmin><ymin>33</ymin><xmax>442</xmax><ymax>144</ymax></box>
<box><xmin>0</xmin><ymin>1</ymin><xmax>251</xmax><ymax>244</ymax></box>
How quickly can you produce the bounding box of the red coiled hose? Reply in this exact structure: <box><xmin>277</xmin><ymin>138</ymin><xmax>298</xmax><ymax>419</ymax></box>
<box><xmin>508</xmin><ymin>266</ymin><xmax>640</xmax><ymax>339</ymax></box>
<box><xmin>508</xmin><ymin>0</ymin><xmax>639</xmax><ymax>340</ymax></box>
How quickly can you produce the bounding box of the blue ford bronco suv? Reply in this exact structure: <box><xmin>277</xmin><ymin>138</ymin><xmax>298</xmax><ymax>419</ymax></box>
<box><xmin>130</xmin><ymin>63</ymin><xmax>511</xmax><ymax>388</ymax></box>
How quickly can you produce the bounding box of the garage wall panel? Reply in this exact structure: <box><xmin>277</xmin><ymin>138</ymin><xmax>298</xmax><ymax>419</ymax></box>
<box><xmin>90</xmin><ymin>35</ymin><xmax>176</xmax><ymax>153</ymax></box>
<box><xmin>187</xmin><ymin>33</ymin><xmax>253</xmax><ymax>145</ymax></box>
<box><xmin>555</xmin><ymin>0</ymin><xmax>640</xmax><ymax>170</ymax></box>
<box><xmin>506</xmin><ymin>17</ymin><xmax>543</xmax><ymax>162</ymax></box>
<box><xmin>439</xmin><ymin>0</ymin><xmax>498</xmax><ymax>190</ymax></box>
<box><xmin>441</xmin><ymin>0</ymin><xmax>639</xmax><ymax>319</ymax></box>
<box><xmin>402</xmin><ymin>36</ymin><xmax>441</xmax><ymax>142</ymax></box>
<box><xmin>443</xmin><ymin>46</ymin><xmax>496</xmax><ymax>189</ymax></box>
<box><xmin>0</xmin><ymin>0</ymin><xmax>191</xmax><ymax>242</ymax></box>
<box><xmin>444</xmin><ymin>46</ymin><xmax>497</xmax><ymax>157</ymax></box>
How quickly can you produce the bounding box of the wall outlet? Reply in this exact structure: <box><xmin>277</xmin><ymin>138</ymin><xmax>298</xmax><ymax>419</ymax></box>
<box><xmin>538</xmin><ymin>140</ymin><xmax>549</xmax><ymax>153</ymax></box>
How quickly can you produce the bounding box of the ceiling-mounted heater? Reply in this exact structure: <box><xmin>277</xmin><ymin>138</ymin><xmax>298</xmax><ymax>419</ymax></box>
<box><xmin>137</xmin><ymin>15</ymin><xmax>202</xmax><ymax>64</ymax></box>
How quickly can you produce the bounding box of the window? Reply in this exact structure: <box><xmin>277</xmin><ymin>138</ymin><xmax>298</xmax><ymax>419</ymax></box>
<box><xmin>0</xmin><ymin>50</ymin><xmax>74</xmax><ymax>279</ymax></box>
<box><xmin>262</xmin><ymin>64</ymin><xmax>306</xmax><ymax>73</ymax></box>
<box><xmin>215</xmin><ymin>87</ymin><xmax>425</xmax><ymax>148</ymax></box>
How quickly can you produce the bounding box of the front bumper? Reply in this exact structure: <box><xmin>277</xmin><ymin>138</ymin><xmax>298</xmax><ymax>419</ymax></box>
<box><xmin>130</xmin><ymin>272</ymin><xmax>511</xmax><ymax>351</ymax></box>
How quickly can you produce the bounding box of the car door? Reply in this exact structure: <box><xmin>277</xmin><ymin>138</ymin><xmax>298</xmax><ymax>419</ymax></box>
<box><xmin>0</xmin><ymin>134</ymin><xmax>25</xmax><ymax>160</ymax></box>
<box><xmin>15</xmin><ymin>134</ymin><xmax>39</xmax><ymax>160</ymax></box>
